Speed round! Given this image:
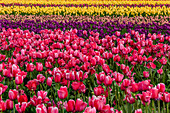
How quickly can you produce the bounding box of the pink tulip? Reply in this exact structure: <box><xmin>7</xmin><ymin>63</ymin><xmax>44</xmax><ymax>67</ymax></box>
<box><xmin>36</xmin><ymin>62</ymin><xmax>43</xmax><ymax>72</ymax></box>
<box><xmin>57</xmin><ymin>86</ymin><xmax>68</xmax><ymax>99</ymax></box>
<box><xmin>46</xmin><ymin>77</ymin><xmax>53</xmax><ymax>87</ymax></box>
<box><xmin>36</xmin><ymin>104</ymin><xmax>47</xmax><ymax>113</ymax></box>
<box><xmin>48</xmin><ymin>106</ymin><xmax>58</xmax><ymax>113</ymax></box>
<box><xmin>8</xmin><ymin>89</ymin><xmax>18</xmax><ymax>100</ymax></box>
<box><xmin>134</xmin><ymin>109</ymin><xmax>142</xmax><ymax>113</ymax></box>
<box><xmin>157</xmin><ymin>83</ymin><xmax>165</xmax><ymax>92</ymax></box>
<box><xmin>66</xmin><ymin>100</ymin><xmax>75</xmax><ymax>112</ymax></box>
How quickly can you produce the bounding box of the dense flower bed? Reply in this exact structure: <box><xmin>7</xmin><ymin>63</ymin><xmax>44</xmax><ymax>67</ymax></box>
<box><xmin>0</xmin><ymin>28</ymin><xmax>169</xmax><ymax>113</ymax></box>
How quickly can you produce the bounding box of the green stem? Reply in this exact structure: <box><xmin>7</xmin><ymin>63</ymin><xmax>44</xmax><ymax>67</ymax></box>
<box><xmin>152</xmin><ymin>100</ymin><xmax>156</xmax><ymax>113</ymax></box>
<box><xmin>158</xmin><ymin>100</ymin><xmax>160</xmax><ymax>113</ymax></box>
<box><xmin>108</xmin><ymin>87</ymin><xmax>110</xmax><ymax>105</ymax></box>
<box><xmin>13</xmin><ymin>101</ymin><xmax>15</xmax><ymax>113</ymax></box>
<box><xmin>145</xmin><ymin>103</ymin><xmax>148</xmax><ymax>113</ymax></box>
<box><xmin>167</xmin><ymin>103</ymin><xmax>169</xmax><ymax>113</ymax></box>
<box><xmin>30</xmin><ymin>72</ymin><xmax>32</xmax><ymax>80</ymax></box>
<box><xmin>163</xmin><ymin>102</ymin><xmax>166</xmax><ymax>112</ymax></box>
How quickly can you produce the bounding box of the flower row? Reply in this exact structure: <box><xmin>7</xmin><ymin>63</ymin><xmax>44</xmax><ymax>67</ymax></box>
<box><xmin>1</xmin><ymin>15</ymin><xmax>169</xmax><ymax>25</ymax></box>
<box><xmin>1</xmin><ymin>3</ymin><xmax>170</xmax><ymax>7</ymax></box>
<box><xmin>0</xmin><ymin>19</ymin><xmax>170</xmax><ymax>38</ymax></box>
<box><xmin>1</xmin><ymin>0</ymin><xmax>170</xmax><ymax>5</ymax></box>
<box><xmin>0</xmin><ymin>6</ymin><xmax>170</xmax><ymax>16</ymax></box>
<box><xmin>0</xmin><ymin>28</ymin><xmax>169</xmax><ymax>113</ymax></box>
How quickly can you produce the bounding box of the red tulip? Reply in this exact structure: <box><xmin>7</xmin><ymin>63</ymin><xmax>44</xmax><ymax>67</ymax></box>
<box><xmin>36</xmin><ymin>62</ymin><xmax>43</xmax><ymax>72</ymax></box>
<box><xmin>15</xmin><ymin>102</ymin><xmax>27</xmax><ymax>113</ymax></box>
<box><xmin>143</xmin><ymin>71</ymin><xmax>149</xmax><ymax>78</ymax></box>
<box><xmin>37</xmin><ymin>91</ymin><xmax>49</xmax><ymax>101</ymax></box>
<box><xmin>115</xmin><ymin>31</ymin><xmax>120</xmax><ymax>37</ymax></box>
<box><xmin>3</xmin><ymin>69</ymin><xmax>10</xmax><ymax>77</ymax></box>
<box><xmin>161</xmin><ymin>92</ymin><xmax>170</xmax><ymax>103</ymax></box>
<box><xmin>130</xmin><ymin>83</ymin><xmax>138</xmax><ymax>93</ymax></box>
<box><xmin>6</xmin><ymin>99</ymin><xmax>13</xmax><ymax>110</ymax></box>
<box><xmin>8</xmin><ymin>89</ymin><xmax>18</xmax><ymax>100</ymax></box>
<box><xmin>46</xmin><ymin>77</ymin><xmax>53</xmax><ymax>87</ymax></box>
<box><xmin>0</xmin><ymin>63</ymin><xmax>5</xmax><ymax>72</ymax></box>
<box><xmin>57</xmin><ymin>86</ymin><xmax>68</xmax><ymax>99</ymax></box>
<box><xmin>37</xmin><ymin>74</ymin><xmax>46</xmax><ymax>83</ymax></box>
<box><xmin>17</xmin><ymin>94</ymin><xmax>28</xmax><ymax>104</ymax></box>
<box><xmin>139</xmin><ymin>91</ymin><xmax>151</xmax><ymax>106</ymax></box>
<box><xmin>0</xmin><ymin>84</ymin><xmax>8</xmax><ymax>96</ymax></box>
<box><xmin>157</xmin><ymin>66</ymin><xmax>163</xmax><ymax>74</ymax></box>
<box><xmin>102</xmin><ymin>64</ymin><xmax>110</xmax><ymax>74</ymax></box>
<box><xmin>124</xmin><ymin>94</ymin><xmax>135</xmax><ymax>104</ymax></box>
<box><xmin>134</xmin><ymin>109</ymin><xmax>142</xmax><ymax>113</ymax></box>
<box><xmin>122</xmin><ymin>79</ymin><xmax>130</xmax><ymax>87</ymax></box>
<box><xmin>75</xmin><ymin>99</ymin><xmax>87</xmax><ymax>112</ymax></box>
<box><xmin>66</xmin><ymin>100</ymin><xmax>75</xmax><ymax>112</ymax></box>
<box><xmin>54</xmin><ymin>72</ymin><xmax>61</xmax><ymax>83</ymax></box>
<box><xmin>94</xmin><ymin>86</ymin><xmax>104</xmax><ymax>96</ymax></box>
<box><xmin>26</xmin><ymin>63</ymin><xmax>35</xmax><ymax>72</ymax></box>
<box><xmin>48</xmin><ymin>106</ymin><xmax>58</xmax><ymax>113</ymax></box>
<box><xmin>36</xmin><ymin>104</ymin><xmax>47</xmax><ymax>113</ymax></box>
<box><xmin>15</xmin><ymin>75</ymin><xmax>24</xmax><ymax>85</ymax></box>
<box><xmin>95</xmin><ymin>71</ymin><xmax>105</xmax><ymax>82</ymax></box>
<box><xmin>84</xmin><ymin>106</ymin><xmax>96</xmax><ymax>113</ymax></box>
<box><xmin>0</xmin><ymin>100</ymin><xmax>6</xmax><ymax>112</ymax></box>
<box><xmin>71</xmin><ymin>81</ymin><xmax>80</xmax><ymax>91</ymax></box>
<box><xmin>25</xmin><ymin>79</ymin><xmax>39</xmax><ymax>91</ymax></box>
<box><xmin>104</xmin><ymin>76</ymin><xmax>113</xmax><ymax>86</ymax></box>
<box><xmin>150</xmin><ymin>87</ymin><xmax>159</xmax><ymax>99</ymax></box>
<box><xmin>78</xmin><ymin>82</ymin><xmax>86</xmax><ymax>93</ymax></box>
<box><xmin>157</xmin><ymin>83</ymin><xmax>165</xmax><ymax>92</ymax></box>
<box><xmin>114</xmin><ymin>72</ymin><xmax>124</xmax><ymax>83</ymax></box>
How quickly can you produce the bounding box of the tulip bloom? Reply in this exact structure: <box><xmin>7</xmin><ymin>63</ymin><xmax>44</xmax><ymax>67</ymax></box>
<box><xmin>46</xmin><ymin>77</ymin><xmax>53</xmax><ymax>87</ymax></box>
<box><xmin>75</xmin><ymin>99</ymin><xmax>87</xmax><ymax>112</ymax></box>
<box><xmin>84</xmin><ymin>106</ymin><xmax>96</xmax><ymax>113</ymax></box>
<box><xmin>161</xmin><ymin>92</ymin><xmax>170</xmax><ymax>103</ymax></box>
<box><xmin>150</xmin><ymin>87</ymin><xmax>159</xmax><ymax>100</ymax></box>
<box><xmin>157</xmin><ymin>83</ymin><xmax>165</xmax><ymax>92</ymax></box>
<box><xmin>8</xmin><ymin>89</ymin><xmax>18</xmax><ymax>100</ymax></box>
<box><xmin>104</xmin><ymin>76</ymin><xmax>113</xmax><ymax>86</ymax></box>
<box><xmin>71</xmin><ymin>82</ymin><xmax>80</xmax><ymax>91</ymax></box>
<box><xmin>36</xmin><ymin>62</ymin><xmax>43</xmax><ymax>72</ymax></box>
<box><xmin>37</xmin><ymin>74</ymin><xmax>46</xmax><ymax>83</ymax></box>
<box><xmin>57</xmin><ymin>86</ymin><xmax>68</xmax><ymax>99</ymax></box>
<box><xmin>143</xmin><ymin>71</ymin><xmax>149</xmax><ymax>78</ymax></box>
<box><xmin>15</xmin><ymin>75</ymin><xmax>24</xmax><ymax>85</ymax></box>
<box><xmin>94</xmin><ymin>86</ymin><xmax>104</xmax><ymax>96</ymax></box>
<box><xmin>26</xmin><ymin>63</ymin><xmax>35</xmax><ymax>72</ymax></box>
<box><xmin>15</xmin><ymin>102</ymin><xmax>27</xmax><ymax>113</ymax></box>
<box><xmin>36</xmin><ymin>104</ymin><xmax>47</xmax><ymax>113</ymax></box>
<box><xmin>66</xmin><ymin>100</ymin><xmax>75</xmax><ymax>112</ymax></box>
<box><xmin>135</xmin><ymin>109</ymin><xmax>142</xmax><ymax>113</ymax></box>
<box><xmin>48</xmin><ymin>106</ymin><xmax>58</xmax><ymax>113</ymax></box>
<box><xmin>6</xmin><ymin>99</ymin><xmax>13</xmax><ymax>110</ymax></box>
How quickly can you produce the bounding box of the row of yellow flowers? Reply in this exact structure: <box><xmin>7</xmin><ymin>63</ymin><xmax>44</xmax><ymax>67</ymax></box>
<box><xmin>0</xmin><ymin>6</ymin><xmax>169</xmax><ymax>16</ymax></box>
<box><xmin>1</xmin><ymin>0</ymin><xmax>170</xmax><ymax>5</ymax></box>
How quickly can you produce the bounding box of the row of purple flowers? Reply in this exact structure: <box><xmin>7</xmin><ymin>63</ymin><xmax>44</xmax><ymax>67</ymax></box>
<box><xmin>0</xmin><ymin>19</ymin><xmax>170</xmax><ymax>38</ymax></box>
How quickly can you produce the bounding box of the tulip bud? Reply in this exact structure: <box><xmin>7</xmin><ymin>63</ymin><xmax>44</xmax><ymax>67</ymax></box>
<box><xmin>46</xmin><ymin>77</ymin><xmax>53</xmax><ymax>87</ymax></box>
<box><xmin>6</xmin><ymin>99</ymin><xmax>13</xmax><ymax>110</ymax></box>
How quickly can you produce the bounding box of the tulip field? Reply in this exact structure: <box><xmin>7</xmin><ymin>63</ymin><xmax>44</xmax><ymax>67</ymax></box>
<box><xmin>0</xmin><ymin>0</ymin><xmax>170</xmax><ymax>113</ymax></box>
